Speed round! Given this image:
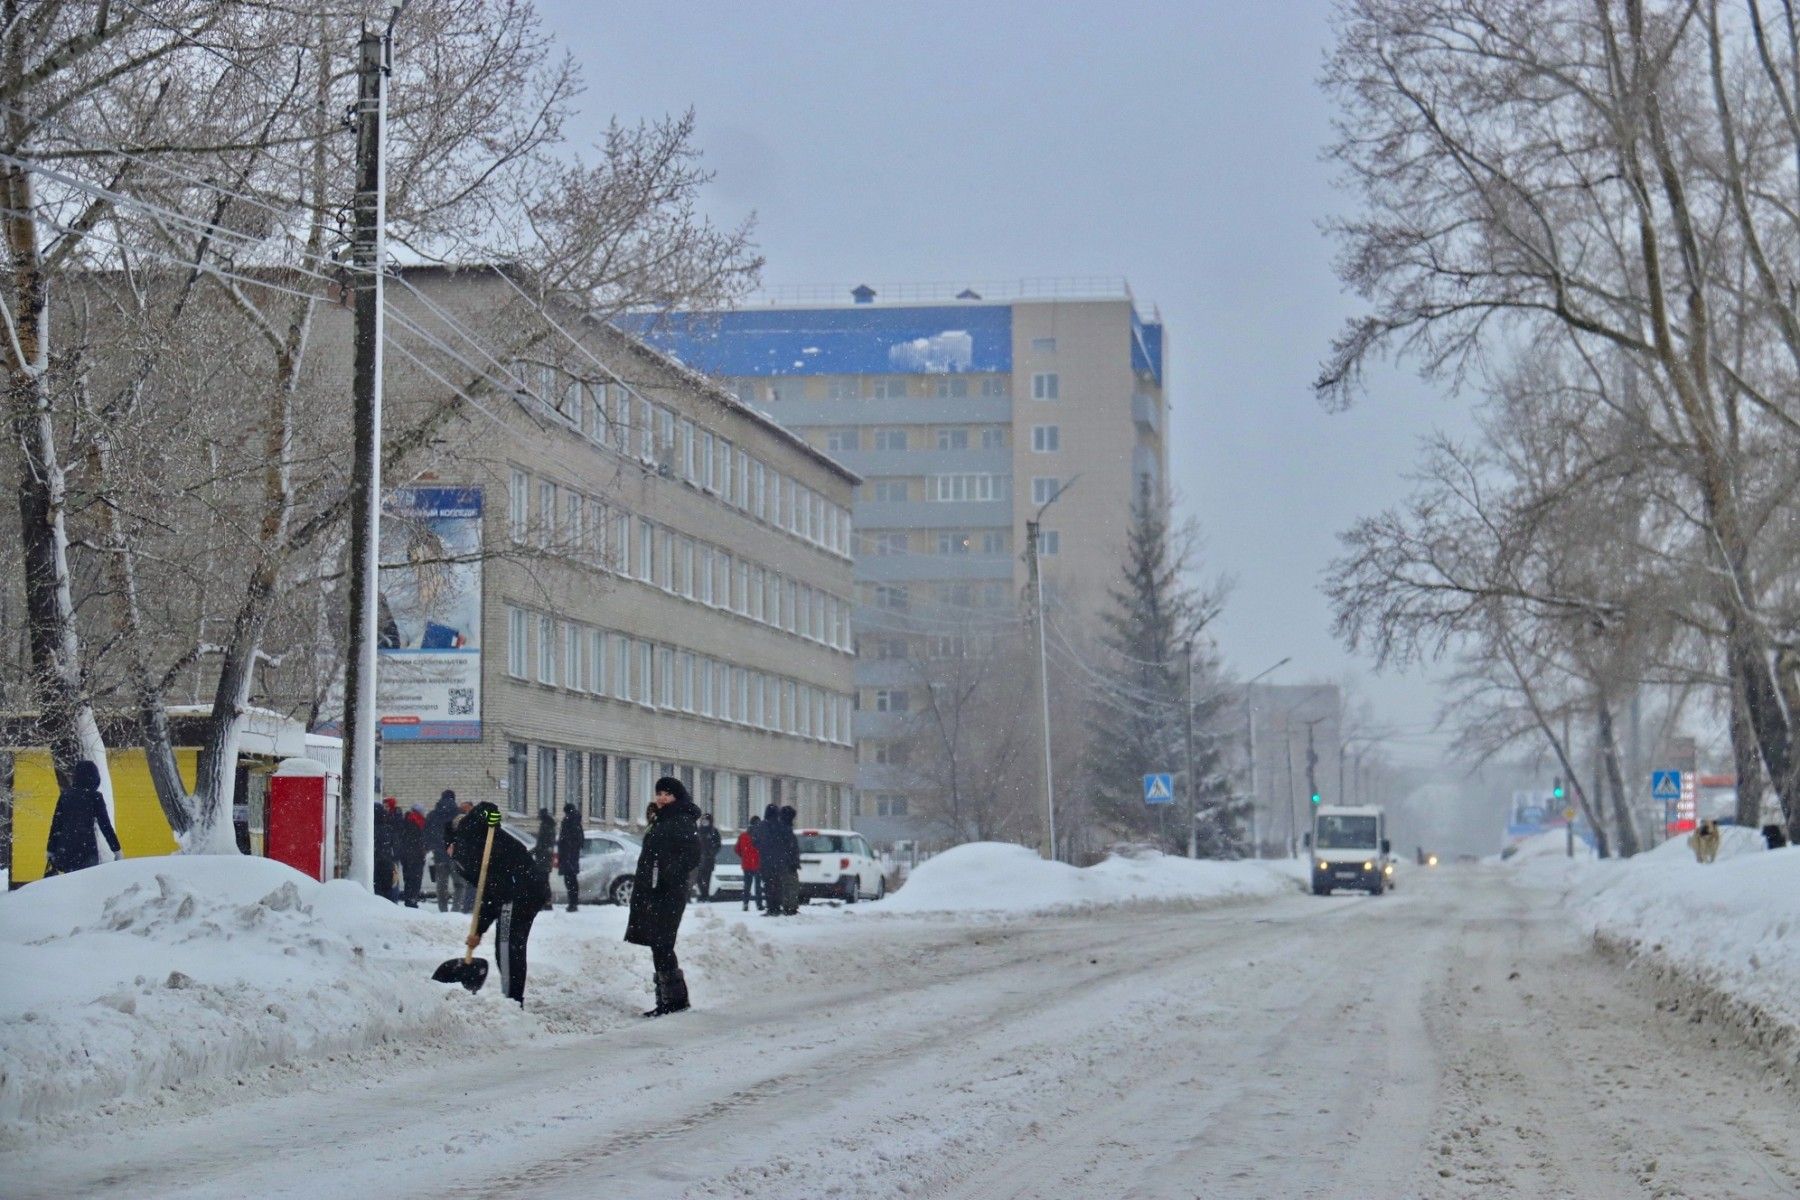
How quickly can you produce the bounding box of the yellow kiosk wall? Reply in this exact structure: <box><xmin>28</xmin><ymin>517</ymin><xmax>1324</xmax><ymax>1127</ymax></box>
<box><xmin>11</xmin><ymin>750</ymin><xmax>194</xmax><ymax>882</ymax></box>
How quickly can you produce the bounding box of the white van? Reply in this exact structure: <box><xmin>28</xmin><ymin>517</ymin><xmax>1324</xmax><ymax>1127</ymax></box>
<box><xmin>1310</xmin><ymin>805</ymin><xmax>1396</xmax><ymax>895</ymax></box>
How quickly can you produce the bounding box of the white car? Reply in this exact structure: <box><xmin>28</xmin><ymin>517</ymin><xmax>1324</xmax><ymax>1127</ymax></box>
<box><xmin>795</xmin><ymin>828</ymin><xmax>886</xmax><ymax>903</ymax></box>
<box><xmin>707</xmin><ymin>841</ymin><xmax>744</xmax><ymax>900</ymax></box>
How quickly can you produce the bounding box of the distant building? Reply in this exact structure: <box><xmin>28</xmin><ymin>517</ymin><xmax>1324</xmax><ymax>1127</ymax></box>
<box><xmin>369</xmin><ymin>271</ymin><xmax>860</xmax><ymax>835</ymax></box>
<box><xmin>626</xmin><ymin>280</ymin><xmax>1168</xmax><ymax>843</ymax></box>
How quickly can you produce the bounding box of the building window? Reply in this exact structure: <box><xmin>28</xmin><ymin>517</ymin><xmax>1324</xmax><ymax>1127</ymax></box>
<box><xmin>566</xmin><ymin>751</ymin><xmax>584</xmax><ymax>816</ymax></box>
<box><xmin>876</xmin><ymin>794</ymin><xmax>909</xmax><ymax>817</ymax></box>
<box><xmin>637</xmin><ymin>519</ymin><xmax>653</xmax><ymax>582</ymax></box>
<box><xmin>1031</xmin><ymin>337</ymin><xmax>1058</xmax><ymax>353</ymax></box>
<box><xmin>537</xmin><ymin>615</ymin><xmax>556</xmax><ymax>684</ymax></box>
<box><xmin>873</xmin><ymin>531</ymin><xmax>908</xmax><ymax>556</ymax></box>
<box><xmin>872</xmin><ymin>480</ymin><xmax>908</xmax><ymax>503</ymax></box>
<box><xmin>1031</xmin><ymin>372</ymin><xmax>1059</xmax><ymax>400</ymax></box>
<box><xmin>536</xmin><ymin>746</ymin><xmax>557</xmax><ymax>813</ymax></box>
<box><xmin>536</xmin><ymin>480</ymin><xmax>556</xmax><ymax>547</ymax></box>
<box><xmin>637</xmin><ymin>397</ymin><xmax>654</xmax><ymax>461</ymax></box>
<box><xmin>872</xmin><ymin>428</ymin><xmax>907</xmax><ymax>451</ymax></box>
<box><xmin>1032</xmin><ymin>476</ymin><xmax>1060</xmax><ymax>505</ymax></box>
<box><xmin>1037</xmin><ymin>529</ymin><xmax>1061</xmax><ymax>555</ymax></box>
<box><xmin>937</xmin><ymin>531</ymin><xmax>972</xmax><ymax>555</ymax></box>
<box><xmin>828</xmin><ymin>380</ymin><xmax>860</xmax><ymax>400</ymax></box>
<box><xmin>679</xmin><ymin>417</ymin><xmax>696</xmax><ymax>481</ymax></box>
<box><xmin>980</xmin><ymin>427</ymin><xmax>1007</xmax><ymax>449</ymax></box>
<box><xmin>874</xmin><ymin>378</ymin><xmax>907</xmax><ymax>399</ymax></box>
<box><xmin>931</xmin><ymin>473</ymin><xmax>1010</xmax><ymax>502</ymax></box>
<box><xmin>616</xmin><ymin>756</ymin><xmax>633</xmax><ymax>817</ymax></box>
<box><xmin>507</xmin><ymin>606</ymin><xmax>527</xmax><ymax>678</ymax></box>
<box><xmin>613</xmin><ymin>636</ymin><xmax>630</xmax><ymax>701</ymax></box>
<box><xmin>507</xmin><ymin>742</ymin><xmax>529</xmax><ymax>814</ymax></box>
<box><xmin>737</xmin><ymin>775</ymin><xmax>752</xmax><ymax>827</ymax></box>
<box><xmin>981</xmin><ymin>530</ymin><xmax>1009</xmax><ymax>554</ymax></box>
<box><xmin>590</xmin><ymin>629</ymin><xmax>607</xmax><ymax>694</ymax></box>
<box><xmin>936</xmin><ymin>428</ymin><xmax>969</xmax><ymax>450</ymax></box>
<box><xmin>980</xmin><ymin>377</ymin><xmax>1008</xmax><ymax>397</ymax></box>
<box><xmin>588</xmin><ymin>753</ymin><xmax>608</xmax><ymax>820</ymax></box>
<box><xmin>509</xmin><ymin>469</ymin><xmax>529</xmax><ymax>542</ymax></box>
<box><xmin>934</xmin><ymin>378</ymin><xmax>969</xmax><ymax>398</ymax></box>
<box><xmin>565</xmin><ymin>623</ymin><xmax>583</xmax><ymax>691</ymax></box>
<box><xmin>874</xmin><ymin>584</ymin><xmax>909</xmax><ymax>610</ymax></box>
<box><xmin>1031</xmin><ymin>425</ymin><xmax>1060</xmax><ymax>453</ymax></box>
<box><xmin>637</xmin><ymin>641</ymin><xmax>653</xmax><ymax>705</ymax></box>
<box><xmin>874</xmin><ymin>689</ymin><xmax>910</xmax><ymax>713</ymax></box>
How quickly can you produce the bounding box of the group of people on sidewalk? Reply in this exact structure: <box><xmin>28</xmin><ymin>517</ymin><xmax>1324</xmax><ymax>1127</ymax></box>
<box><xmin>41</xmin><ymin>761</ymin><xmax>723</xmax><ymax>1019</ymax></box>
<box><xmin>732</xmin><ymin>805</ymin><xmax>802</xmax><ymax>915</ymax></box>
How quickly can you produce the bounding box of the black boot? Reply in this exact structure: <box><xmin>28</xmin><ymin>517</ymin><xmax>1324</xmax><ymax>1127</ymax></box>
<box><xmin>642</xmin><ymin>972</ymin><xmax>666</xmax><ymax>1018</ymax></box>
<box><xmin>662</xmin><ymin>969</ymin><xmax>690</xmax><ymax>1015</ymax></box>
<box><xmin>567</xmin><ymin>881</ymin><xmax>579</xmax><ymax>913</ymax></box>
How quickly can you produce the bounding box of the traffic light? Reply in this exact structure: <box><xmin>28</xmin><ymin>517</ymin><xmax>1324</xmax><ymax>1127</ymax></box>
<box><xmin>1310</xmin><ymin>791</ymin><xmax>1322</xmax><ymax>806</ymax></box>
<box><xmin>1552</xmin><ymin>778</ymin><xmax>1565</xmax><ymax>800</ymax></box>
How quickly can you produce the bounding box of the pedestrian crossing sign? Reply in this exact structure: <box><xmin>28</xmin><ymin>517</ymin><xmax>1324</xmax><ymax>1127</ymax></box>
<box><xmin>1651</xmin><ymin>770</ymin><xmax>1682</xmax><ymax>801</ymax></box>
<box><xmin>1143</xmin><ymin>773</ymin><xmax>1175</xmax><ymax>805</ymax></box>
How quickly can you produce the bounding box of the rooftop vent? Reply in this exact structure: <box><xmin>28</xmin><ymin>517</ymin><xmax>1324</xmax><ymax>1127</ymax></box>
<box><xmin>851</xmin><ymin>284</ymin><xmax>876</xmax><ymax>304</ymax></box>
<box><xmin>956</xmin><ymin>288</ymin><xmax>982</xmax><ymax>300</ymax></box>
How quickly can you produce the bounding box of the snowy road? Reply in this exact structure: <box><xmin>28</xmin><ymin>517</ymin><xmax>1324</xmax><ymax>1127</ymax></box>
<box><xmin>7</xmin><ymin>868</ymin><xmax>1796</xmax><ymax>1199</ymax></box>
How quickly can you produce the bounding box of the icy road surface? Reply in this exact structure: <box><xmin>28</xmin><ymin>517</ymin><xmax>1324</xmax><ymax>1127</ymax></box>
<box><xmin>7</xmin><ymin>868</ymin><xmax>1796</xmax><ymax>1199</ymax></box>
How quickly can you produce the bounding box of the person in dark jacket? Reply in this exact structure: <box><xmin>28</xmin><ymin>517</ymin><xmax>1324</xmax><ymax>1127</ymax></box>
<box><xmin>694</xmin><ymin>813</ymin><xmax>722</xmax><ymax>901</ymax></box>
<box><xmin>624</xmin><ymin>777</ymin><xmax>702</xmax><ymax>1016</ymax></box>
<box><xmin>752</xmin><ymin>804</ymin><xmax>786</xmax><ymax>917</ymax></box>
<box><xmin>372</xmin><ymin>801</ymin><xmax>398</xmax><ymax>902</ymax></box>
<box><xmin>396</xmin><ymin>803</ymin><xmax>428</xmax><ymax>907</ymax></box>
<box><xmin>450</xmin><ymin>801</ymin><xmax>476</xmax><ymax>912</ymax></box>
<box><xmin>448</xmin><ymin>801</ymin><xmax>551</xmax><ymax>1005</ymax></box>
<box><xmin>45</xmin><ymin>760</ymin><xmax>120</xmax><ymax>876</ymax></box>
<box><xmin>557</xmin><ymin>803</ymin><xmax>583</xmax><ymax>912</ymax></box>
<box><xmin>736</xmin><ymin>817</ymin><xmax>762</xmax><ymax>911</ymax></box>
<box><xmin>777</xmin><ymin>805</ymin><xmax>802</xmax><ymax>915</ymax></box>
<box><xmin>532</xmin><ymin>808</ymin><xmax>556</xmax><ymax>890</ymax></box>
<box><xmin>424</xmin><ymin>790</ymin><xmax>459</xmax><ymax>912</ymax></box>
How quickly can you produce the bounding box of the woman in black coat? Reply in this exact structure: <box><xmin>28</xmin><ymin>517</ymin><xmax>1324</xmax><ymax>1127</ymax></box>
<box><xmin>624</xmin><ymin>777</ymin><xmax>702</xmax><ymax>1016</ymax></box>
<box><xmin>45</xmin><ymin>760</ymin><xmax>120</xmax><ymax>875</ymax></box>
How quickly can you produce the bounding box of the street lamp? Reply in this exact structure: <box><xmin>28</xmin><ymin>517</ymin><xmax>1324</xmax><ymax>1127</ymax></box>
<box><xmin>1027</xmin><ymin>475</ymin><xmax>1078</xmax><ymax>860</ymax></box>
<box><xmin>1241</xmin><ymin>657</ymin><xmax>1290</xmax><ymax>858</ymax></box>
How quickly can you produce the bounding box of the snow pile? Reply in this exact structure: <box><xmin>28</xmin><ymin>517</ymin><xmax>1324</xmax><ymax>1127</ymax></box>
<box><xmin>0</xmin><ymin>858</ymin><xmax>827</xmax><ymax>1130</ymax></box>
<box><xmin>878</xmin><ymin>843</ymin><xmax>1306</xmax><ymax>915</ymax></box>
<box><xmin>0</xmin><ymin>858</ymin><xmax>504</xmax><ymax>1127</ymax></box>
<box><xmin>1567</xmin><ymin>839</ymin><xmax>1799</xmax><ymax>1027</ymax></box>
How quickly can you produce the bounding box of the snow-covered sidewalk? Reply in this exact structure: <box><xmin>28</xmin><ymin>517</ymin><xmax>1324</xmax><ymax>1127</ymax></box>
<box><xmin>0</xmin><ymin>844</ymin><xmax>1304</xmax><ymax>1133</ymax></box>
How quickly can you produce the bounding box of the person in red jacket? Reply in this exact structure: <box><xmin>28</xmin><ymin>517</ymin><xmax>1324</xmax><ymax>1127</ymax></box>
<box><xmin>735</xmin><ymin>816</ymin><xmax>763</xmax><ymax>912</ymax></box>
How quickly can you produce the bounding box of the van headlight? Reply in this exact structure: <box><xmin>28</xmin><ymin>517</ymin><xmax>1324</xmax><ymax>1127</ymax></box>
<box><xmin>1363</xmin><ymin>861</ymin><xmax>1374</xmax><ymax>871</ymax></box>
<box><xmin>1318</xmin><ymin>860</ymin><xmax>1329</xmax><ymax>871</ymax></box>
<box><xmin>1384</xmin><ymin>863</ymin><xmax>1394</xmax><ymax>874</ymax></box>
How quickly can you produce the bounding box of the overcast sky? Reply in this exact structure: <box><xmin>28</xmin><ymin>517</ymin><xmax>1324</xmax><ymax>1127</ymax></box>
<box><xmin>534</xmin><ymin>0</ymin><xmax>1471</xmax><ymax>765</ymax></box>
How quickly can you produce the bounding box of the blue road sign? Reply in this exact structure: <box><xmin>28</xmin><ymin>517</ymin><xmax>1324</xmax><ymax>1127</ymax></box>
<box><xmin>1651</xmin><ymin>770</ymin><xmax>1683</xmax><ymax>801</ymax></box>
<box><xmin>1143</xmin><ymin>773</ymin><xmax>1175</xmax><ymax>805</ymax></box>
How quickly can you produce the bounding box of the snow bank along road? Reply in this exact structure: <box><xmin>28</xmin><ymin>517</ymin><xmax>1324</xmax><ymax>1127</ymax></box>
<box><xmin>6</xmin><ymin>868</ymin><xmax>1796</xmax><ymax>1199</ymax></box>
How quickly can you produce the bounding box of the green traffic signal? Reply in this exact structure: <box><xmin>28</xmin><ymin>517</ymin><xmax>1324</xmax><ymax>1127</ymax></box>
<box><xmin>1310</xmin><ymin>792</ymin><xmax>1322</xmax><ymax>806</ymax></box>
<box><xmin>1552</xmin><ymin>778</ymin><xmax>1565</xmax><ymax>799</ymax></box>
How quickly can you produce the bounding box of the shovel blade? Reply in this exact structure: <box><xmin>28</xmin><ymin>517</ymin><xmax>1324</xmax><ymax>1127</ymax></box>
<box><xmin>432</xmin><ymin>956</ymin><xmax>489</xmax><ymax>992</ymax></box>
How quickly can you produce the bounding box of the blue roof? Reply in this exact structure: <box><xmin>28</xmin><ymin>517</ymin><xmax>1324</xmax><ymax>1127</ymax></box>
<box><xmin>619</xmin><ymin>305</ymin><xmax>1014</xmax><ymax>378</ymax></box>
<box><xmin>1132</xmin><ymin>312</ymin><xmax>1164</xmax><ymax>386</ymax></box>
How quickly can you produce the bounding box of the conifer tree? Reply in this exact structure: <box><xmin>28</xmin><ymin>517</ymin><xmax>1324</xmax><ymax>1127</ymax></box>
<box><xmin>1081</xmin><ymin>483</ymin><xmax>1230</xmax><ymax>854</ymax></box>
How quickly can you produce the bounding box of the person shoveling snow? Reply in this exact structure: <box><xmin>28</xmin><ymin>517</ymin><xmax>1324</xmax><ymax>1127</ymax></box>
<box><xmin>437</xmin><ymin>802</ymin><xmax>549</xmax><ymax>1005</ymax></box>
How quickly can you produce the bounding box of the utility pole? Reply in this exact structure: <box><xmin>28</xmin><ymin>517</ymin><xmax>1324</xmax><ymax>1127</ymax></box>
<box><xmin>1240</xmin><ymin>657</ymin><xmax>1288</xmax><ymax>859</ymax></box>
<box><xmin>338</xmin><ymin>25</ymin><xmax>390</xmax><ymax>887</ymax></box>
<box><xmin>1025</xmin><ymin>477</ymin><xmax>1075</xmax><ymax>861</ymax></box>
<box><xmin>1026</xmin><ymin>517</ymin><xmax>1055</xmax><ymax>860</ymax></box>
<box><xmin>1183</xmin><ymin>637</ymin><xmax>1197</xmax><ymax>857</ymax></box>
<box><xmin>1284</xmin><ymin>733</ymin><xmax>1296</xmax><ymax>857</ymax></box>
<box><xmin>1304</xmin><ymin>717</ymin><xmax>1323</xmax><ymax>803</ymax></box>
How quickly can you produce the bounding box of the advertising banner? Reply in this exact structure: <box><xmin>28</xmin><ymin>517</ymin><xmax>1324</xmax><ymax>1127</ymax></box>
<box><xmin>378</xmin><ymin>486</ymin><xmax>482</xmax><ymax>741</ymax></box>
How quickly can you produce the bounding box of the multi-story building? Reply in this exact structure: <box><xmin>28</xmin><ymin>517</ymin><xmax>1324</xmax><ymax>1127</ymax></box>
<box><xmin>372</xmin><ymin>271</ymin><xmax>859</xmax><ymax>836</ymax></box>
<box><xmin>627</xmin><ymin>280</ymin><xmax>1167</xmax><ymax>843</ymax></box>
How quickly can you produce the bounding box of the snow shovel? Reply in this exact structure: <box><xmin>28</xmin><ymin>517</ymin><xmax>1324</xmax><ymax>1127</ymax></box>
<box><xmin>432</xmin><ymin>809</ymin><xmax>499</xmax><ymax>992</ymax></box>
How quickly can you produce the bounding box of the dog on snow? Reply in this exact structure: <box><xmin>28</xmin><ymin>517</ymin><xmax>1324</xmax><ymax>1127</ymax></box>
<box><xmin>1687</xmin><ymin>819</ymin><xmax>1720</xmax><ymax>864</ymax></box>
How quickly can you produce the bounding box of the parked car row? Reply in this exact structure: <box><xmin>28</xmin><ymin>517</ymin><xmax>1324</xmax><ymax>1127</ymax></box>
<box><xmin>512</xmin><ymin>825</ymin><xmax>887</xmax><ymax>907</ymax></box>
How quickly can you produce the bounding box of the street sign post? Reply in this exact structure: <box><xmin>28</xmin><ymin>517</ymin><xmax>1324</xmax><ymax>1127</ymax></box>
<box><xmin>1143</xmin><ymin>773</ymin><xmax>1175</xmax><ymax>806</ymax></box>
<box><xmin>1652</xmin><ymin>770</ymin><xmax>1683</xmax><ymax>836</ymax></box>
